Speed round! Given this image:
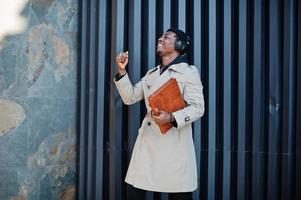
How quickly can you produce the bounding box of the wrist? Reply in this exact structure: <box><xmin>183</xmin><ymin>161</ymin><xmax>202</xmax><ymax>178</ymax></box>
<box><xmin>118</xmin><ymin>69</ymin><xmax>126</xmax><ymax>76</ymax></box>
<box><xmin>169</xmin><ymin>113</ymin><xmax>175</xmax><ymax>123</ymax></box>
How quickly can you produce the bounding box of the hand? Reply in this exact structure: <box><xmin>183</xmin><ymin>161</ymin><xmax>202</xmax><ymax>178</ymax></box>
<box><xmin>151</xmin><ymin>108</ymin><xmax>172</xmax><ymax>126</ymax></box>
<box><xmin>116</xmin><ymin>51</ymin><xmax>128</xmax><ymax>75</ymax></box>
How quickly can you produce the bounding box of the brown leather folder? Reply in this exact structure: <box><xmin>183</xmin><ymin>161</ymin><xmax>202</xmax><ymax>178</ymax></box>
<box><xmin>148</xmin><ymin>78</ymin><xmax>186</xmax><ymax>134</ymax></box>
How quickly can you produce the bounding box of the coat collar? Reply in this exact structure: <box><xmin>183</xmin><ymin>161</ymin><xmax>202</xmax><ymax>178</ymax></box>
<box><xmin>168</xmin><ymin>63</ymin><xmax>189</xmax><ymax>74</ymax></box>
<box><xmin>148</xmin><ymin>63</ymin><xmax>188</xmax><ymax>75</ymax></box>
<box><xmin>148</xmin><ymin>54</ymin><xmax>190</xmax><ymax>75</ymax></box>
<box><xmin>160</xmin><ymin>54</ymin><xmax>189</xmax><ymax>74</ymax></box>
<box><xmin>148</xmin><ymin>66</ymin><xmax>159</xmax><ymax>74</ymax></box>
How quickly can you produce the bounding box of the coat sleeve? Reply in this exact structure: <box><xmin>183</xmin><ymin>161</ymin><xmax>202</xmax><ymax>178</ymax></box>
<box><xmin>114</xmin><ymin>73</ymin><xmax>144</xmax><ymax>105</ymax></box>
<box><xmin>172</xmin><ymin>66</ymin><xmax>205</xmax><ymax>129</ymax></box>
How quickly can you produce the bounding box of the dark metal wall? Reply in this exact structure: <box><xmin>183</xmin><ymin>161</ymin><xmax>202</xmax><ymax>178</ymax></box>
<box><xmin>78</xmin><ymin>0</ymin><xmax>301</xmax><ymax>199</ymax></box>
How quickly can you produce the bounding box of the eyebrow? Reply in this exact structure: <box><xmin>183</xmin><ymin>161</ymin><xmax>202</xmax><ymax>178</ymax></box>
<box><xmin>164</xmin><ymin>33</ymin><xmax>176</xmax><ymax>37</ymax></box>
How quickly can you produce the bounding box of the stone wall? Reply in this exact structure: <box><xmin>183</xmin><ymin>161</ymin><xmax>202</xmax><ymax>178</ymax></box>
<box><xmin>0</xmin><ymin>0</ymin><xmax>78</xmax><ymax>199</ymax></box>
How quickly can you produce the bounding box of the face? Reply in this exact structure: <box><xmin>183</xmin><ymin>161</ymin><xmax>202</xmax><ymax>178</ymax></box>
<box><xmin>156</xmin><ymin>31</ymin><xmax>177</xmax><ymax>56</ymax></box>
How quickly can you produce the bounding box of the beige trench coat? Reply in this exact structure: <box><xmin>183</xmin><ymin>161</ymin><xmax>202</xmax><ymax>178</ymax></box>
<box><xmin>114</xmin><ymin>62</ymin><xmax>205</xmax><ymax>192</ymax></box>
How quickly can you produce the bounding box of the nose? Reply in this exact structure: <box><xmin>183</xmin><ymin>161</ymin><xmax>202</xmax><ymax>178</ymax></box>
<box><xmin>158</xmin><ymin>35</ymin><xmax>164</xmax><ymax>42</ymax></box>
<box><xmin>158</xmin><ymin>36</ymin><xmax>163</xmax><ymax>42</ymax></box>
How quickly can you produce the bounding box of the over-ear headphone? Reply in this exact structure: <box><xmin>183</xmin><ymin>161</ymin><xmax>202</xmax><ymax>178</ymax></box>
<box><xmin>174</xmin><ymin>34</ymin><xmax>190</xmax><ymax>54</ymax></box>
<box><xmin>167</xmin><ymin>28</ymin><xmax>190</xmax><ymax>54</ymax></box>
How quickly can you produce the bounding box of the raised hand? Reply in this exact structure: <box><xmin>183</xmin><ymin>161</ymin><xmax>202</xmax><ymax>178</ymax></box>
<box><xmin>116</xmin><ymin>51</ymin><xmax>128</xmax><ymax>76</ymax></box>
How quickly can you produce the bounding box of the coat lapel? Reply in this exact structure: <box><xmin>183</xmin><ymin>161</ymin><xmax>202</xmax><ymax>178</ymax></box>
<box><xmin>146</xmin><ymin>63</ymin><xmax>188</xmax><ymax>96</ymax></box>
<box><xmin>147</xmin><ymin>69</ymin><xmax>172</xmax><ymax>95</ymax></box>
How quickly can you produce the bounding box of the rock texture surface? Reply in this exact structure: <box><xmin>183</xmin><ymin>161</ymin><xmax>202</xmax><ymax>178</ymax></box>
<box><xmin>0</xmin><ymin>0</ymin><xmax>78</xmax><ymax>199</ymax></box>
<box><xmin>0</xmin><ymin>99</ymin><xmax>25</xmax><ymax>136</ymax></box>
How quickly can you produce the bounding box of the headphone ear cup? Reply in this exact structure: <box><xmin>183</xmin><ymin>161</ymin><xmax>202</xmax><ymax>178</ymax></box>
<box><xmin>174</xmin><ymin>40</ymin><xmax>180</xmax><ymax>51</ymax></box>
<box><xmin>174</xmin><ymin>39</ymin><xmax>186</xmax><ymax>53</ymax></box>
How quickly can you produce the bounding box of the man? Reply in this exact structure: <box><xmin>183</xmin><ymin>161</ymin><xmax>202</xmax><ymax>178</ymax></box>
<box><xmin>114</xmin><ymin>28</ymin><xmax>205</xmax><ymax>200</ymax></box>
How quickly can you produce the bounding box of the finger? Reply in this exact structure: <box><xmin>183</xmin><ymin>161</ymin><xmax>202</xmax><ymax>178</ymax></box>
<box><xmin>116</xmin><ymin>56</ymin><xmax>122</xmax><ymax>63</ymax></box>
<box><xmin>121</xmin><ymin>52</ymin><xmax>128</xmax><ymax>57</ymax></box>
<box><xmin>152</xmin><ymin>114</ymin><xmax>161</xmax><ymax>120</ymax></box>
<box><xmin>120</xmin><ymin>55</ymin><xmax>128</xmax><ymax>60</ymax></box>
<box><xmin>119</xmin><ymin>56</ymin><xmax>127</xmax><ymax>61</ymax></box>
<box><xmin>117</xmin><ymin>53</ymin><xmax>122</xmax><ymax>60</ymax></box>
<box><xmin>117</xmin><ymin>52</ymin><xmax>127</xmax><ymax>58</ymax></box>
<box><xmin>153</xmin><ymin>118</ymin><xmax>160</xmax><ymax>123</ymax></box>
<box><xmin>119</xmin><ymin>56</ymin><xmax>126</xmax><ymax>61</ymax></box>
<box><xmin>151</xmin><ymin>110</ymin><xmax>154</xmax><ymax>117</ymax></box>
<box><xmin>151</xmin><ymin>108</ymin><xmax>157</xmax><ymax>116</ymax></box>
<box><xmin>155</xmin><ymin>108</ymin><xmax>161</xmax><ymax>114</ymax></box>
<box><xmin>153</xmin><ymin>108</ymin><xmax>160</xmax><ymax>115</ymax></box>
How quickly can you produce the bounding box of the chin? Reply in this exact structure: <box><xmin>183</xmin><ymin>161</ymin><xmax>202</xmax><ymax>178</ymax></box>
<box><xmin>156</xmin><ymin>49</ymin><xmax>162</xmax><ymax>55</ymax></box>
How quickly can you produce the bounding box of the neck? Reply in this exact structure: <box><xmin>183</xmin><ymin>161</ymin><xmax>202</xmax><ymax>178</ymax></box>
<box><xmin>161</xmin><ymin>53</ymin><xmax>180</xmax><ymax>66</ymax></box>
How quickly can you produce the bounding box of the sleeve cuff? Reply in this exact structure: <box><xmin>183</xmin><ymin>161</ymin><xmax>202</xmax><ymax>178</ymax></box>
<box><xmin>170</xmin><ymin>114</ymin><xmax>178</xmax><ymax>128</ymax></box>
<box><xmin>172</xmin><ymin>109</ymin><xmax>190</xmax><ymax>129</ymax></box>
<box><xmin>114</xmin><ymin>72</ymin><xmax>127</xmax><ymax>81</ymax></box>
<box><xmin>171</xmin><ymin>120</ymin><xmax>178</xmax><ymax>128</ymax></box>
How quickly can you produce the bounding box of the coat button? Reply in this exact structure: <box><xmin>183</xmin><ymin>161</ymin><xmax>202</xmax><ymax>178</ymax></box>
<box><xmin>147</xmin><ymin>85</ymin><xmax>151</xmax><ymax>89</ymax></box>
<box><xmin>147</xmin><ymin>122</ymin><xmax>151</xmax><ymax>126</ymax></box>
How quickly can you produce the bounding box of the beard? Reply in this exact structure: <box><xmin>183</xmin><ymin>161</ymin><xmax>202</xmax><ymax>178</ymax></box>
<box><xmin>156</xmin><ymin>47</ymin><xmax>163</xmax><ymax>56</ymax></box>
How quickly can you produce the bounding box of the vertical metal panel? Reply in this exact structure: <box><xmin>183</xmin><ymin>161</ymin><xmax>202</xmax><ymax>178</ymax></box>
<box><xmin>115</xmin><ymin>0</ymin><xmax>126</xmax><ymax>198</ymax></box>
<box><xmin>87</xmin><ymin>1</ymin><xmax>97</xmax><ymax>198</ymax></box>
<box><xmin>252</xmin><ymin>0</ymin><xmax>265</xmax><ymax>200</ymax></box>
<box><xmin>267</xmin><ymin>1</ymin><xmax>281</xmax><ymax>200</ymax></box>
<box><xmin>78</xmin><ymin>0</ymin><xmax>88</xmax><ymax>198</ymax></box>
<box><xmin>163</xmin><ymin>0</ymin><xmax>171</xmax><ymax>30</ymax></box>
<box><xmin>200</xmin><ymin>1</ymin><xmax>210</xmax><ymax>199</ymax></box>
<box><xmin>109</xmin><ymin>0</ymin><xmax>126</xmax><ymax>199</ymax></box>
<box><xmin>95</xmin><ymin>0</ymin><xmax>107</xmax><ymax>199</ymax></box>
<box><xmin>207</xmin><ymin>0</ymin><xmax>217</xmax><ymax>199</ymax></box>
<box><xmin>127</xmin><ymin>0</ymin><xmax>142</xmax><ymax>150</ymax></box>
<box><xmin>237</xmin><ymin>0</ymin><xmax>249</xmax><ymax>199</ymax></box>
<box><xmin>296</xmin><ymin>0</ymin><xmax>301</xmax><ymax>199</ymax></box>
<box><xmin>223</xmin><ymin>0</ymin><xmax>232</xmax><ymax>199</ymax></box>
<box><xmin>178</xmin><ymin>0</ymin><xmax>186</xmax><ymax>30</ymax></box>
<box><xmin>281</xmin><ymin>0</ymin><xmax>296</xmax><ymax>200</ymax></box>
<box><xmin>78</xmin><ymin>0</ymin><xmax>301</xmax><ymax>199</ymax></box>
<box><xmin>147</xmin><ymin>0</ymin><xmax>156</xmax><ymax>70</ymax></box>
<box><xmin>192</xmin><ymin>0</ymin><xmax>202</xmax><ymax>199</ymax></box>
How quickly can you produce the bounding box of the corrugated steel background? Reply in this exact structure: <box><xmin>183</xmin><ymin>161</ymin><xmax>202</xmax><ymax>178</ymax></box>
<box><xmin>78</xmin><ymin>0</ymin><xmax>301</xmax><ymax>199</ymax></box>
